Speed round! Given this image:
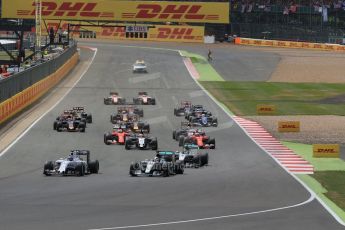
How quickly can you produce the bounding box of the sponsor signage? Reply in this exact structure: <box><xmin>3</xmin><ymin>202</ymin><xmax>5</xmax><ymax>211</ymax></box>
<box><xmin>126</xmin><ymin>26</ymin><xmax>148</xmax><ymax>33</ymax></box>
<box><xmin>313</xmin><ymin>144</ymin><xmax>340</xmax><ymax>158</ymax></box>
<box><xmin>278</xmin><ymin>121</ymin><xmax>300</xmax><ymax>132</ymax></box>
<box><xmin>2</xmin><ymin>0</ymin><xmax>229</xmax><ymax>23</ymax></box>
<box><xmin>256</xmin><ymin>104</ymin><xmax>275</xmax><ymax>115</ymax></box>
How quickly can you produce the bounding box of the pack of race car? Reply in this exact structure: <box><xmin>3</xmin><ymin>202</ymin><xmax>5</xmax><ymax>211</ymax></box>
<box><xmin>104</xmin><ymin>92</ymin><xmax>156</xmax><ymax>105</ymax></box>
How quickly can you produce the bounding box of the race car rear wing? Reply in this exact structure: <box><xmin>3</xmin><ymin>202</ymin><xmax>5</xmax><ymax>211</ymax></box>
<box><xmin>138</xmin><ymin>92</ymin><xmax>148</xmax><ymax>96</ymax></box>
<box><xmin>110</xmin><ymin>92</ymin><xmax>119</xmax><ymax>95</ymax></box>
<box><xmin>181</xmin><ymin>121</ymin><xmax>191</xmax><ymax>128</ymax></box>
<box><xmin>73</xmin><ymin>107</ymin><xmax>85</xmax><ymax>112</ymax></box>
<box><xmin>70</xmin><ymin>150</ymin><xmax>90</xmax><ymax>163</ymax></box>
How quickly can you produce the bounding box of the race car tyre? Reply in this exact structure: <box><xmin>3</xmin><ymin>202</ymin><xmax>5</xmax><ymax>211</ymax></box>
<box><xmin>87</xmin><ymin>114</ymin><xmax>92</xmax><ymax>123</ymax></box>
<box><xmin>53</xmin><ymin>121</ymin><xmax>57</xmax><ymax>130</ymax></box>
<box><xmin>139</xmin><ymin>109</ymin><xmax>144</xmax><ymax>117</ymax></box>
<box><xmin>129</xmin><ymin>163</ymin><xmax>137</xmax><ymax>176</ymax></box>
<box><xmin>178</xmin><ymin>136</ymin><xmax>185</xmax><ymax>147</ymax></box>
<box><xmin>119</xmin><ymin>98</ymin><xmax>126</xmax><ymax>104</ymax></box>
<box><xmin>144</xmin><ymin>125</ymin><xmax>150</xmax><ymax>133</ymax></box>
<box><xmin>172</xmin><ymin>130</ymin><xmax>176</xmax><ymax>139</ymax></box>
<box><xmin>174</xmin><ymin>108</ymin><xmax>177</xmax><ymax>116</ymax></box>
<box><xmin>56</xmin><ymin>123</ymin><xmax>62</xmax><ymax>132</ymax></box>
<box><xmin>125</xmin><ymin>140</ymin><xmax>132</xmax><ymax>150</ymax></box>
<box><xmin>150</xmin><ymin>99</ymin><xmax>156</xmax><ymax>105</ymax></box>
<box><xmin>208</xmin><ymin>138</ymin><xmax>216</xmax><ymax>149</ymax></box>
<box><xmin>80</xmin><ymin>124</ymin><xmax>86</xmax><ymax>133</ymax></box>
<box><xmin>76</xmin><ymin>164</ymin><xmax>85</xmax><ymax>177</ymax></box>
<box><xmin>175</xmin><ymin>160</ymin><xmax>184</xmax><ymax>174</ymax></box>
<box><xmin>89</xmin><ymin>160</ymin><xmax>99</xmax><ymax>174</ymax></box>
<box><xmin>133</xmin><ymin>99</ymin><xmax>139</xmax><ymax>105</ymax></box>
<box><xmin>104</xmin><ymin>133</ymin><xmax>111</xmax><ymax>145</ymax></box>
<box><xmin>43</xmin><ymin>161</ymin><xmax>54</xmax><ymax>175</ymax></box>
<box><xmin>213</xmin><ymin>118</ymin><xmax>218</xmax><ymax>127</ymax></box>
<box><xmin>201</xmin><ymin>153</ymin><xmax>209</xmax><ymax>166</ymax></box>
<box><xmin>151</xmin><ymin>138</ymin><xmax>158</xmax><ymax>150</ymax></box>
<box><xmin>104</xmin><ymin>99</ymin><xmax>110</xmax><ymax>105</ymax></box>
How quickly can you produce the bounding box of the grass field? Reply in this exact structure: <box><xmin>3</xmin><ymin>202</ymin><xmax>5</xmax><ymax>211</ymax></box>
<box><xmin>201</xmin><ymin>81</ymin><xmax>345</xmax><ymax>116</ymax></box>
<box><xmin>312</xmin><ymin>171</ymin><xmax>345</xmax><ymax>211</ymax></box>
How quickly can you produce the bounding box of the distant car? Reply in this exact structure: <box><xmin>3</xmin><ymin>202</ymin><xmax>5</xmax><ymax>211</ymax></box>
<box><xmin>133</xmin><ymin>92</ymin><xmax>156</xmax><ymax>105</ymax></box>
<box><xmin>72</xmin><ymin>107</ymin><xmax>92</xmax><ymax>123</ymax></box>
<box><xmin>174</xmin><ymin>101</ymin><xmax>192</xmax><ymax>116</ymax></box>
<box><xmin>43</xmin><ymin>150</ymin><xmax>99</xmax><ymax>176</ymax></box>
<box><xmin>133</xmin><ymin>60</ymin><xmax>147</xmax><ymax>73</ymax></box>
<box><xmin>104</xmin><ymin>92</ymin><xmax>126</xmax><ymax>105</ymax></box>
<box><xmin>125</xmin><ymin>133</ymin><xmax>157</xmax><ymax>150</ymax></box>
<box><xmin>129</xmin><ymin>151</ymin><xmax>184</xmax><ymax>177</ymax></box>
<box><xmin>55</xmin><ymin>116</ymin><xmax>86</xmax><ymax>132</ymax></box>
<box><xmin>189</xmin><ymin>114</ymin><xmax>218</xmax><ymax>127</ymax></box>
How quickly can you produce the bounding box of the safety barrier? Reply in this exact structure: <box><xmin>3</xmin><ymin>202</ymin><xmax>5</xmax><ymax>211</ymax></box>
<box><xmin>234</xmin><ymin>37</ymin><xmax>345</xmax><ymax>51</ymax></box>
<box><xmin>0</xmin><ymin>49</ymin><xmax>79</xmax><ymax>125</ymax></box>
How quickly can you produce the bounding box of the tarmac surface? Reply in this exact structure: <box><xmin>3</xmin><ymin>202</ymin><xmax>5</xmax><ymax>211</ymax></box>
<box><xmin>0</xmin><ymin>41</ymin><xmax>343</xmax><ymax>230</ymax></box>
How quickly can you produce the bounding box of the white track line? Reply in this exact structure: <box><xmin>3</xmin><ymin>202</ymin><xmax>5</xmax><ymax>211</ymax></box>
<box><xmin>89</xmin><ymin>195</ymin><xmax>314</xmax><ymax>230</ymax></box>
<box><xmin>0</xmin><ymin>47</ymin><xmax>98</xmax><ymax>158</ymax></box>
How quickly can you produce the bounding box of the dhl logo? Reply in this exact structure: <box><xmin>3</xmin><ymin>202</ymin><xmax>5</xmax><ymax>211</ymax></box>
<box><xmin>122</xmin><ymin>4</ymin><xmax>219</xmax><ymax>21</ymax></box>
<box><xmin>155</xmin><ymin>28</ymin><xmax>201</xmax><ymax>40</ymax></box>
<box><xmin>259</xmin><ymin>108</ymin><xmax>273</xmax><ymax>111</ymax></box>
<box><xmin>316</xmin><ymin>148</ymin><xmax>336</xmax><ymax>153</ymax></box>
<box><xmin>101</xmin><ymin>27</ymin><xmax>126</xmax><ymax>37</ymax></box>
<box><xmin>281</xmin><ymin>124</ymin><xmax>297</xmax><ymax>128</ymax></box>
<box><xmin>17</xmin><ymin>1</ymin><xmax>113</xmax><ymax>18</ymax></box>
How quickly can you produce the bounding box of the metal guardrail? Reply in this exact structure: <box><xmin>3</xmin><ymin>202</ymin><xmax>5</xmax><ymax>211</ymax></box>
<box><xmin>0</xmin><ymin>43</ymin><xmax>77</xmax><ymax>103</ymax></box>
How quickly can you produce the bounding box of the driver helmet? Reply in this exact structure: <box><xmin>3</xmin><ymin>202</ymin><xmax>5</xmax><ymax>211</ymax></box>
<box><xmin>68</xmin><ymin>156</ymin><xmax>73</xmax><ymax>161</ymax></box>
<box><xmin>154</xmin><ymin>157</ymin><xmax>159</xmax><ymax>162</ymax></box>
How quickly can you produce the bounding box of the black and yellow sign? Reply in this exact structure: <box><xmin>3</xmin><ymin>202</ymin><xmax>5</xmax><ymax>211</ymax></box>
<box><xmin>256</xmin><ymin>104</ymin><xmax>275</xmax><ymax>115</ymax></box>
<box><xmin>313</xmin><ymin>144</ymin><xmax>339</xmax><ymax>158</ymax></box>
<box><xmin>278</xmin><ymin>121</ymin><xmax>300</xmax><ymax>132</ymax></box>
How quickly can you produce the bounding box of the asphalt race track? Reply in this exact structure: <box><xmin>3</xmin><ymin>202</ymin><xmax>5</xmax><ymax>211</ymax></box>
<box><xmin>0</xmin><ymin>42</ymin><xmax>343</xmax><ymax>230</ymax></box>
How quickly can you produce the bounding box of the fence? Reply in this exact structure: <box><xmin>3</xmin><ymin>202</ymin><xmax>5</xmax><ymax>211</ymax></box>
<box><xmin>0</xmin><ymin>43</ymin><xmax>77</xmax><ymax>103</ymax></box>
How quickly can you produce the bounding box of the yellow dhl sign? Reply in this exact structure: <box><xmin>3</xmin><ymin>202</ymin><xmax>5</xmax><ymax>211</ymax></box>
<box><xmin>313</xmin><ymin>144</ymin><xmax>340</xmax><ymax>158</ymax></box>
<box><xmin>256</xmin><ymin>104</ymin><xmax>275</xmax><ymax>115</ymax></box>
<box><xmin>2</xmin><ymin>0</ymin><xmax>229</xmax><ymax>23</ymax></box>
<box><xmin>278</xmin><ymin>121</ymin><xmax>300</xmax><ymax>132</ymax></box>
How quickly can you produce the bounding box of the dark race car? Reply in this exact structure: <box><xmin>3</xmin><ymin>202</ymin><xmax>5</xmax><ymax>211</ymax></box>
<box><xmin>43</xmin><ymin>150</ymin><xmax>99</xmax><ymax>176</ymax></box>
<box><xmin>104</xmin><ymin>92</ymin><xmax>126</xmax><ymax>105</ymax></box>
<box><xmin>104</xmin><ymin>128</ymin><xmax>130</xmax><ymax>145</ymax></box>
<box><xmin>125</xmin><ymin>133</ymin><xmax>157</xmax><ymax>150</ymax></box>
<box><xmin>189</xmin><ymin>114</ymin><xmax>218</xmax><ymax>127</ymax></box>
<box><xmin>72</xmin><ymin>107</ymin><xmax>92</xmax><ymax>123</ymax></box>
<box><xmin>133</xmin><ymin>92</ymin><xmax>156</xmax><ymax>105</ymax></box>
<box><xmin>172</xmin><ymin>122</ymin><xmax>204</xmax><ymax>141</ymax></box>
<box><xmin>174</xmin><ymin>101</ymin><xmax>192</xmax><ymax>116</ymax></box>
<box><xmin>55</xmin><ymin>116</ymin><xmax>86</xmax><ymax>132</ymax></box>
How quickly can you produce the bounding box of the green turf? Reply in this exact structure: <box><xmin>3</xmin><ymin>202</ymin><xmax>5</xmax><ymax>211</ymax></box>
<box><xmin>282</xmin><ymin>141</ymin><xmax>345</xmax><ymax>171</ymax></box>
<box><xmin>200</xmin><ymin>81</ymin><xmax>345</xmax><ymax>116</ymax></box>
<box><xmin>179</xmin><ymin>50</ymin><xmax>224</xmax><ymax>81</ymax></box>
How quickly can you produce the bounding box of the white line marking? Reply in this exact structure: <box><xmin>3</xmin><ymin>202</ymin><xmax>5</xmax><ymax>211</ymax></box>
<box><xmin>89</xmin><ymin>195</ymin><xmax>314</xmax><ymax>230</ymax></box>
<box><xmin>0</xmin><ymin>47</ymin><xmax>98</xmax><ymax>158</ymax></box>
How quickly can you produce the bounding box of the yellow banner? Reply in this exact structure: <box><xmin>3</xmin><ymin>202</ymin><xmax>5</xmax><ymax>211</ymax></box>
<box><xmin>235</xmin><ymin>37</ymin><xmax>345</xmax><ymax>51</ymax></box>
<box><xmin>43</xmin><ymin>21</ymin><xmax>204</xmax><ymax>43</ymax></box>
<box><xmin>278</xmin><ymin>121</ymin><xmax>300</xmax><ymax>132</ymax></box>
<box><xmin>313</xmin><ymin>144</ymin><xmax>340</xmax><ymax>158</ymax></box>
<box><xmin>3</xmin><ymin>0</ymin><xmax>229</xmax><ymax>23</ymax></box>
<box><xmin>256</xmin><ymin>104</ymin><xmax>275</xmax><ymax>115</ymax></box>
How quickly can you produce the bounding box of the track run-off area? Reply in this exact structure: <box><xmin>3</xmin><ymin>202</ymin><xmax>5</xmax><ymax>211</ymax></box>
<box><xmin>0</xmin><ymin>41</ymin><xmax>343</xmax><ymax>230</ymax></box>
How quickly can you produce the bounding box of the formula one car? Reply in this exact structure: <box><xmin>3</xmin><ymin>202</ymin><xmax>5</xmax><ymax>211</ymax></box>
<box><xmin>174</xmin><ymin>101</ymin><xmax>192</xmax><ymax>116</ymax></box>
<box><xmin>179</xmin><ymin>132</ymin><xmax>215</xmax><ymax>149</ymax></box>
<box><xmin>172</xmin><ymin>122</ymin><xmax>204</xmax><ymax>141</ymax></box>
<box><xmin>55</xmin><ymin>116</ymin><xmax>86</xmax><ymax>132</ymax></box>
<box><xmin>133</xmin><ymin>60</ymin><xmax>147</xmax><ymax>73</ymax></box>
<box><xmin>133</xmin><ymin>92</ymin><xmax>156</xmax><ymax>105</ymax></box>
<box><xmin>178</xmin><ymin>144</ymin><xmax>209</xmax><ymax>168</ymax></box>
<box><xmin>125</xmin><ymin>133</ymin><xmax>157</xmax><ymax>150</ymax></box>
<box><xmin>184</xmin><ymin>105</ymin><xmax>206</xmax><ymax>120</ymax></box>
<box><xmin>104</xmin><ymin>127</ymin><xmax>130</xmax><ymax>145</ymax></box>
<box><xmin>72</xmin><ymin>107</ymin><xmax>93</xmax><ymax>123</ymax></box>
<box><xmin>189</xmin><ymin>114</ymin><xmax>218</xmax><ymax>127</ymax></box>
<box><xmin>129</xmin><ymin>151</ymin><xmax>184</xmax><ymax>177</ymax></box>
<box><xmin>116</xmin><ymin>106</ymin><xmax>144</xmax><ymax>118</ymax></box>
<box><xmin>104</xmin><ymin>92</ymin><xmax>126</xmax><ymax>105</ymax></box>
<box><xmin>43</xmin><ymin>150</ymin><xmax>99</xmax><ymax>176</ymax></box>
<box><xmin>111</xmin><ymin>110</ymin><xmax>139</xmax><ymax>124</ymax></box>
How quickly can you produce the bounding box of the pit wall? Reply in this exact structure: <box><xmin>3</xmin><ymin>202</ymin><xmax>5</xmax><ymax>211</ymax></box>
<box><xmin>0</xmin><ymin>52</ymin><xmax>79</xmax><ymax>125</ymax></box>
<box><xmin>234</xmin><ymin>37</ymin><xmax>345</xmax><ymax>51</ymax></box>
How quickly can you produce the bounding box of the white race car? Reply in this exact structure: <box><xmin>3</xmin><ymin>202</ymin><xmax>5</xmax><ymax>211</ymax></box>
<box><xmin>133</xmin><ymin>60</ymin><xmax>147</xmax><ymax>73</ymax></box>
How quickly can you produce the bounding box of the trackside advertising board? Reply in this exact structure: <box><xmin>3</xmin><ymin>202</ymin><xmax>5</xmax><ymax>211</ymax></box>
<box><xmin>313</xmin><ymin>144</ymin><xmax>340</xmax><ymax>158</ymax></box>
<box><xmin>43</xmin><ymin>21</ymin><xmax>205</xmax><ymax>43</ymax></box>
<box><xmin>256</xmin><ymin>104</ymin><xmax>275</xmax><ymax>115</ymax></box>
<box><xmin>278</xmin><ymin>121</ymin><xmax>300</xmax><ymax>132</ymax></box>
<box><xmin>2</xmin><ymin>0</ymin><xmax>229</xmax><ymax>23</ymax></box>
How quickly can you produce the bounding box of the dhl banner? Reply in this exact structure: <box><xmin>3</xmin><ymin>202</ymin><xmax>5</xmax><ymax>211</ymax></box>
<box><xmin>256</xmin><ymin>104</ymin><xmax>275</xmax><ymax>115</ymax></box>
<box><xmin>313</xmin><ymin>144</ymin><xmax>339</xmax><ymax>158</ymax></box>
<box><xmin>43</xmin><ymin>21</ymin><xmax>205</xmax><ymax>43</ymax></box>
<box><xmin>278</xmin><ymin>121</ymin><xmax>300</xmax><ymax>132</ymax></box>
<box><xmin>235</xmin><ymin>37</ymin><xmax>345</xmax><ymax>52</ymax></box>
<box><xmin>0</xmin><ymin>53</ymin><xmax>78</xmax><ymax>125</ymax></box>
<box><xmin>2</xmin><ymin>0</ymin><xmax>229</xmax><ymax>24</ymax></box>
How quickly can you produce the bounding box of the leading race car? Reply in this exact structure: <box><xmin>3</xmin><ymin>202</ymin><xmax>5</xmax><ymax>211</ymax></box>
<box><xmin>125</xmin><ymin>133</ymin><xmax>157</xmax><ymax>150</ymax></box>
<box><xmin>133</xmin><ymin>60</ymin><xmax>147</xmax><ymax>73</ymax></box>
<box><xmin>129</xmin><ymin>151</ymin><xmax>184</xmax><ymax>177</ymax></box>
<box><xmin>104</xmin><ymin>92</ymin><xmax>126</xmax><ymax>105</ymax></box>
<box><xmin>133</xmin><ymin>92</ymin><xmax>156</xmax><ymax>105</ymax></box>
<box><xmin>43</xmin><ymin>150</ymin><xmax>99</xmax><ymax>176</ymax></box>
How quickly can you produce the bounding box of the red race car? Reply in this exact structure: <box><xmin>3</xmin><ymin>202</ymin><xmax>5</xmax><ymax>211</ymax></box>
<box><xmin>104</xmin><ymin>128</ymin><xmax>130</xmax><ymax>145</ymax></box>
<box><xmin>180</xmin><ymin>133</ymin><xmax>215</xmax><ymax>149</ymax></box>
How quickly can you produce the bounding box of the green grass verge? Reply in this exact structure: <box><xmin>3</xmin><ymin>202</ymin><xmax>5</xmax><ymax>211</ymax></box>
<box><xmin>179</xmin><ymin>50</ymin><xmax>224</xmax><ymax>82</ymax></box>
<box><xmin>200</xmin><ymin>81</ymin><xmax>345</xmax><ymax>116</ymax></box>
<box><xmin>282</xmin><ymin>141</ymin><xmax>345</xmax><ymax>171</ymax></box>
